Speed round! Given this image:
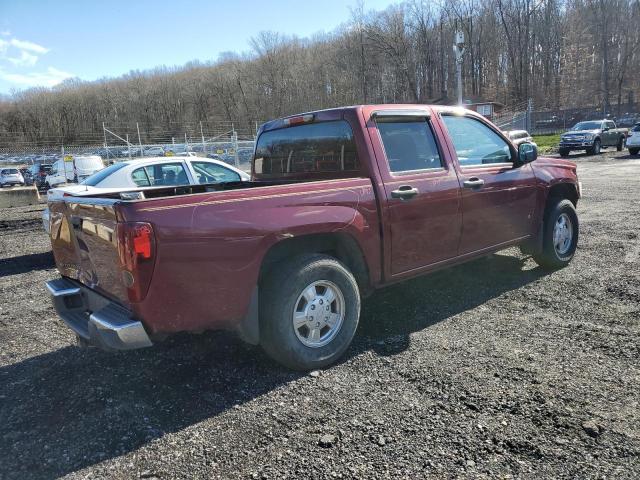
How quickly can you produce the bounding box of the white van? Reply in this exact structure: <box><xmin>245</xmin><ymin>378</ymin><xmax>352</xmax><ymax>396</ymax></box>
<box><xmin>45</xmin><ymin>155</ymin><xmax>104</xmax><ymax>188</ymax></box>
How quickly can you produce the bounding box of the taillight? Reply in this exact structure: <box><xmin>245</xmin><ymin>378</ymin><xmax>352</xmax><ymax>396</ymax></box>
<box><xmin>117</xmin><ymin>222</ymin><xmax>156</xmax><ymax>302</ymax></box>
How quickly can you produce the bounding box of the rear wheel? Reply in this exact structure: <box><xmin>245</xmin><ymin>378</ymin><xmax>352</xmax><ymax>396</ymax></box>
<box><xmin>260</xmin><ymin>254</ymin><xmax>360</xmax><ymax>370</ymax></box>
<box><xmin>532</xmin><ymin>198</ymin><xmax>579</xmax><ymax>269</ymax></box>
<box><xmin>617</xmin><ymin>136</ymin><xmax>625</xmax><ymax>151</ymax></box>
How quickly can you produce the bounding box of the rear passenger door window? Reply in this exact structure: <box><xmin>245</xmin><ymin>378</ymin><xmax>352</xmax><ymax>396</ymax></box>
<box><xmin>442</xmin><ymin>115</ymin><xmax>512</xmax><ymax>167</ymax></box>
<box><xmin>376</xmin><ymin>118</ymin><xmax>443</xmax><ymax>173</ymax></box>
<box><xmin>131</xmin><ymin>162</ymin><xmax>189</xmax><ymax>187</ymax></box>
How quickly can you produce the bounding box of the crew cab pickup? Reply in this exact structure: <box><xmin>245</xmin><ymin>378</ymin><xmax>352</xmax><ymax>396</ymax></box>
<box><xmin>559</xmin><ymin>119</ymin><xmax>627</xmax><ymax>157</ymax></box>
<box><xmin>47</xmin><ymin>105</ymin><xmax>581</xmax><ymax>370</ymax></box>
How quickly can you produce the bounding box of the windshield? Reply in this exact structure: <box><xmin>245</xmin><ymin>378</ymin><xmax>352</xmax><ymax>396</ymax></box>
<box><xmin>571</xmin><ymin>122</ymin><xmax>602</xmax><ymax>131</ymax></box>
<box><xmin>81</xmin><ymin>162</ymin><xmax>126</xmax><ymax>186</ymax></box>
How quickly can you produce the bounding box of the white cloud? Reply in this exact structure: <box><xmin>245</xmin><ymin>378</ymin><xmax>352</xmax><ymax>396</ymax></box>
<box><xmin>6</xmin><ymin>50</ymin><xmax>39</xmax><ymax>67</ymax></box>
<box><xmin>0</xmin><ymin>67</ymin><xmax>74</xmax><ymax>88</ymax></box>
<box><xmin>0</xmin><ymin>36</ymin><xmax>73</xmax><ymax>89</ymax></box>
<box><xmin>0</xmin><ymin>37</ymin><xmax>49</xmax><ymax>66</ymax></box>
<box><xmin>0</xmin><ymin>30</ymin><xmax>10</xmax><ymax>37</ymax></box>
<box><xmin>9</xmin><ymin>38</ymin><xmax>48</xmax><ymax>55</ymax></box>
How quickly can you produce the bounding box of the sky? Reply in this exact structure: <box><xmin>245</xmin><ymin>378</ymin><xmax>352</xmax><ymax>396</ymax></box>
<box><xmin>0</xmin><ymin>0</ymin><xmax>396</xmax><ymax>94</ymax></box>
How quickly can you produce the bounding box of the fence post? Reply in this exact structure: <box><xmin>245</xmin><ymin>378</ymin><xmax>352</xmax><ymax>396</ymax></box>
<box><xmin>137</xmin><ymin>123</ymin><xmax>143</xmax><ymax>157</ymax></box>
<box><xmin>526</xmin><ymin>99</ymin><xmax>533</xmax><ymax>133</ymax></box>
<box><xmin>102</xmin><ymin>122</ymin><xmax>109</xmax><ymax>160</ymax></box>
<box><xmin>200</xmin><ymin>121</ymin><xmax>206</xmax><ymax>153</ymax></box>
<box><xmin>126</xmin><ymin>134</ymin><xmax>131</xmax><ymax>160</ymax></box>
<box><xmin>233</xmin><ymin>129</ymin><xmax>239</xmax><ymax>167</ymax></box>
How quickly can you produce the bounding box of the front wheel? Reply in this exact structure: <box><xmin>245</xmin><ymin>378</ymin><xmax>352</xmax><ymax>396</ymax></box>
<box><xmin>558</xmin><ymin>148</ymin><xmax>570</xmax><ymax>158</ymax></box>
<box><xmin>629</xmin><ymin>148</ymin><xmax>639</xmax><ymax>155</ymax></box>
<box><xmin>532</xmin><ymin>199</ymin><xmax>579</xmax><ymax>269</ymax></box>
<box><xmin>587</xmin><ymin>139</ymin><xmax>601</xmax><ymax>155</ymax></box>
<box><xmin>260</xmin><ymin>254</ymin><xmax>360</xmax><ymax>370</ymax></box>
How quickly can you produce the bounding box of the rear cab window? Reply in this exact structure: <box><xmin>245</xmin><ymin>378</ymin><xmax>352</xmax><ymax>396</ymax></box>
<box><xmin>253</xmin><ymin>120</ymin><xmax>360</xmax><ymax>180</ymax></box>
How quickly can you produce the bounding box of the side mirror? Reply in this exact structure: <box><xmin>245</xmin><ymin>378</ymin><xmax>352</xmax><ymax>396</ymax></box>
<box><xmin>602</xmin><ymin>126</ymin><xmax>610</xmax><ymax>132</ymax></box>
<box><xmin>518</xmin><ymin>142</ymin><xmax>537</xmax><ymax>164</ymax></box>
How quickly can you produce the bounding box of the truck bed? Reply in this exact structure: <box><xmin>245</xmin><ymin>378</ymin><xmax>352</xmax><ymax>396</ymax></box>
<box><xmin>49</xmin><ymin>176</ymin><xmax>381</xmax><ymax>336</ymax></box>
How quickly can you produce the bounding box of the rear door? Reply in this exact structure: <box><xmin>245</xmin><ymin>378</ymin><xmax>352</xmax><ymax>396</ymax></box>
<box><xmin>605</xmin><ymin>121</ymin><xmax>617</xmax><ymax>146</ymax></box>
<box><xmin>368</xmin><ymin>109</ymin><xmax>462</xmax><ymax>277</ymax></box>
<box><xmin>439</xmin><ymin>113</ymin><xmax>537</xmax><ymax>254</ymax></box>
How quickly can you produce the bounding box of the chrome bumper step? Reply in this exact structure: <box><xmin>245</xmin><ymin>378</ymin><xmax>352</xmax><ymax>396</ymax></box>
<box><xmin>46</xmin><ymin>278</ymin><xmax>152</xmax><ymax>350</ymax></box>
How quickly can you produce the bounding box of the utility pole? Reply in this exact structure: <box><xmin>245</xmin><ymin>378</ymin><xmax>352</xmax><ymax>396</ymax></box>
<box><xmin>200</xmin><ymin>121</ymin><xmax>206</xmax><ymax>153</ymax></box>
<box><xmin>453</xmin><ymin>30</ymin><xmax>465</xmax><ymax>106</ymax></box>
<box><xmin>126</xmin><ymin>134</ymin><xmax>131</xmax><ymax>160</ymax></box>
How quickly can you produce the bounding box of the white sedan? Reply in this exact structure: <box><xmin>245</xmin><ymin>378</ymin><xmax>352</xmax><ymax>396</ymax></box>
<box><xmin>43</xmin><ymin>157</ymin><xmax>250</xmax><ymax>233</ymax></box>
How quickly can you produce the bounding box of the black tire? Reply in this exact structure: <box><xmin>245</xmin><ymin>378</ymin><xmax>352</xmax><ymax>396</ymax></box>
<box><xmin>616</xmin><ymin>136</ymin><xmax>625</xmax><ymax>151</ymax></box>
<box><xmin>532</xmin><ymin>198</ymin><xmax>579</xmax><ymax>270</ymax></box>
<box><xmin>629</xmin><ymin>148</ymin><xmax>639</xmax><ymax>155</ymax></box>
<box><xmin>558</xmin><ymin>148</ymin><xmax>570</xmax><ymax>157</ymax></box>
<box><xmin>587</xmin><ymin>139</ymin><xmax>601</xmax><ymax>155</ymax></box>
<box><xmin>260</xmin><ymin>253</ymin><xmax>360</xmax><ymax>370</ymax></box>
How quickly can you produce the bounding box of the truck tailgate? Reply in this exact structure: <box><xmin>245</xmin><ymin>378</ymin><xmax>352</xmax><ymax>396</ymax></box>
<box><xmin>49</xmin><ymin>198</ymin><xmax>129</xmax><ymax>305</ymax></box>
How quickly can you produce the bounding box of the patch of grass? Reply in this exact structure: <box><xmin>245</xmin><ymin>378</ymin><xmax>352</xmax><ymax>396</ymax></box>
<box><xmin>532</xmin><ymin>134</ymin><xmax>561</xmax><ymax>154</ymax></box>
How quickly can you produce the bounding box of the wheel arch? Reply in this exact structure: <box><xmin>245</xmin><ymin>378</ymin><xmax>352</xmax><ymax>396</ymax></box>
<box><xmin>547</xmin><ymin>181</ymin><xmax>579</xmax><ymax>207</ymax></box>
<box><xmin>258</xmin><ymin>232</ymin><xmax>372</xmax><ymax>294</ymax></box>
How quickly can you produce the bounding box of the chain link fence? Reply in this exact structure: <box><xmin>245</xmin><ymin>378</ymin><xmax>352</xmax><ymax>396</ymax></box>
<box><xmin>0</xmin><ymin>121</ymin><xmax>261</xmax><ymax>172</ymax></box>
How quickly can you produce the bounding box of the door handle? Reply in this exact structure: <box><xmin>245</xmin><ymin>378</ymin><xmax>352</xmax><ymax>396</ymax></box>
<box><xmin>391</xmin><ymin>185</ymin><xmax>419</xmax><ymax>200</ymax></box>
<box><xmin>463</xmin><ymin>177</ymin><xmax>485</xmax><ymax>189</ymax></box>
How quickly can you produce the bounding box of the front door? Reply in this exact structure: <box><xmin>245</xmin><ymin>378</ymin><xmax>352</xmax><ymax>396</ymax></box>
<box><xmin>371</xmin><ymin>111</ymin><xmax>462</xmax><ymax>276</ymax></box>
<box><xmin>439</xmin><ymin>114</ymin><xmax>538</xmax><ymax>254</ymax></box>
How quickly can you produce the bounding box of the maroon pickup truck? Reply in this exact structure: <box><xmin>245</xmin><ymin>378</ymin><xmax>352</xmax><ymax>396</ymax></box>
<box><xmin>47</xmin><ymin>105</ymin><xmax>581</xmax><ymax>370</ymax></box>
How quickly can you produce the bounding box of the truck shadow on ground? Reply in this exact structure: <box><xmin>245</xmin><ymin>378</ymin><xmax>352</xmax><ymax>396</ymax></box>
<box><xmin>0</xmin><ymin>251</ymin><xmax>55</xmax><ymax>278</ymax></box>
<box><xmin>0</xmin><ymin>252</ymin><xmax>548</xmax><ymax>479</ymax></box>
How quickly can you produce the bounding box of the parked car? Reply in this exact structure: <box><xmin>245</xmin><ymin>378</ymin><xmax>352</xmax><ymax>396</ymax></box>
<box><xmin>616</xmin><ymin>113</ymin><xmax>640</xmax><ymax>128</ymax></box>
<box><xmin>19</xmin><ymin>168</ymin><xmax>33</xmax><ymax>185</ymax></box>
<box><xmin>45</xmin><ymin>155</ymin><xmax>105</xmax><ymax>188</ymax></box>
<box><xmin>625</xmin><ymin>123</ymin><xmax>640</xmax><ymax>155</ymax></box>
<box><xmin>28</xmin><ymin>163</ymin><xmax>52</xmax><ymax>189</ymax></box>
<box><xmin>0</xmin><ymin>168</ymin><xmax>25</xmax><ymax>187</ymax></box>
<box><xmin>143</xmin><ymin>146</ymin><xmax>165</xmax><ymax>157</ymax></box>
<box><xmin>558</xmin><ymin>120</ymin><xmax>627</xmax><ymax>157</ymax></box>
<box><xmin>506</xmin><ymin>130</ymin><xmax>537</xmax><ymax>147</ymax></box>
<box><xmin>42</xmin><ymin>157</ymin><xmax>249</xmax><ymax>233</ymax></box>
<box><xmin>46</xmin><ymin>105</ymin><xmax>581</xmax><ymax>370</ymax></box>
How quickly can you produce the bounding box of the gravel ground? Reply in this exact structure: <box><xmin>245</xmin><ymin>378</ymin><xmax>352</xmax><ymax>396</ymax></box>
<box><xmin>1</xmin><ymin>150</ymin><xmax>639</xmax><ymax>479</ymax></box>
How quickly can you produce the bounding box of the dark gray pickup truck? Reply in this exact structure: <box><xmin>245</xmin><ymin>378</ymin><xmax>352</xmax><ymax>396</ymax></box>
<box><xmin>559</xmin><ymin>120</ymin><xmax>627</xmax><ymax>157</ymax></box>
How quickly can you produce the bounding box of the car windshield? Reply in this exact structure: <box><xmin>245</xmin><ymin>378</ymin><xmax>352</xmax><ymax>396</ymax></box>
<box><xmin>3</xmin><ymin>169</ymin><xmax>19</xmax><ymax>174</ymax></box>
<box><xmin>572</xmin><ymin>122</ymin><xmax>601</xmax><ymax>131</ymax></box>
<box><xmin>81</xmin><ymin>162</ymin><xmax>126</xmax><ymax>186</ymax></box>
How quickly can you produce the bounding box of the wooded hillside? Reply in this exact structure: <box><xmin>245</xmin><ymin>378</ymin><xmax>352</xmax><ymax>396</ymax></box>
<box><xmin>1</xmin><ymin>0</ymin><xmax>639</xmax><ymax>147</ymax></box>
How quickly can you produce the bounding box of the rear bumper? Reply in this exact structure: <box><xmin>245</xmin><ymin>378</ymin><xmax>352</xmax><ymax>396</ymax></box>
<box><xmin>46</xmin><ymin>277</ymin><xmax>152</xmax><ymax>350</ymax></box>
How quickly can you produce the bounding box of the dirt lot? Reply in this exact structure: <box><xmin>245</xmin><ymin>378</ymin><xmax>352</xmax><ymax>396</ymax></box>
<box><xmin>1</xmin><ymin>150</ymin><xmax>639</xmax><ymax>479</ymax></box>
